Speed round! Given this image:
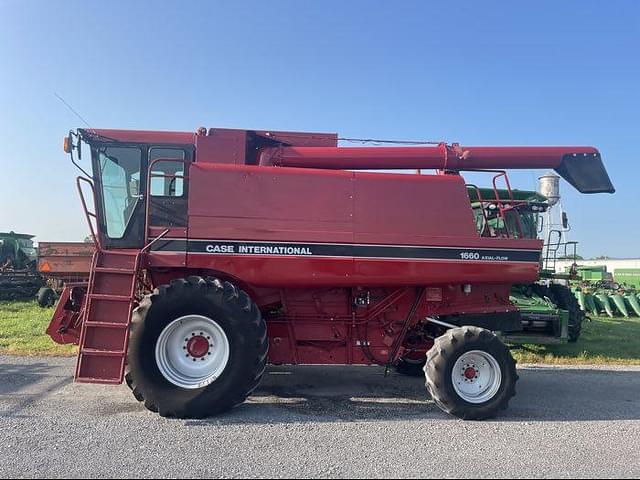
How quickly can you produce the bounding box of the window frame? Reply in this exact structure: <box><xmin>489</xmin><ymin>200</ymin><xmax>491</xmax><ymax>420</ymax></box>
<box><xmin>96</xmin><ymin>145</ymin><xmax>144</xmax><ymax>240</ymax></box>
<box><xmin>148</xmin><ymin>147</ymin><xmax>187</xmax><ymax>199</ymax></box>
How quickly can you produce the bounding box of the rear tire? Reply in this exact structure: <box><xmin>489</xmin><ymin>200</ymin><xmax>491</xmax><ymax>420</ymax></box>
<box><xmin>126</xmin><ymin>276</ymin><xmax>268</xmax><ymax>418</ymax></box>
<box><xmin>424</xmin><ymin>326</ymin><xmax>518</xmax><ymax>420</ymax></box>
<box><xmin>36</xmin><ymin>287</ymin><xmax>56</xmax><ymax>308</ymax></box>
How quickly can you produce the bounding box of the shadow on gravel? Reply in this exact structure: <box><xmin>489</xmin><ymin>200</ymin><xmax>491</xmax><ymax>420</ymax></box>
<box><xmin>0</xmin><ymin>362</ymin><xmax>56</xmax><ymax>395</ymax></box>
<box><xmin>0</xmin><ymin>362</ymin><xmax>72</xmax><ymax>418</ymax></box>
<box><xmin>182</xmin><ymin>365</ymin><xmax>640</xmax><ymax>427</ymax></box>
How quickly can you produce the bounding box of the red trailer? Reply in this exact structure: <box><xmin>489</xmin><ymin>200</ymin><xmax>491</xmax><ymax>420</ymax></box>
<box><xmin>36</xmin><ymin>241</ymin><xmax>94</xmax><ymax>307</ymax></box>
<box><xmin>47</xmin><ymin>127</ymin><xmax>614</xmax><ymax>420</ymax></box>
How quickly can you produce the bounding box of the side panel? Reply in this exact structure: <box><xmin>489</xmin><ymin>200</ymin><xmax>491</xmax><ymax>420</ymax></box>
<box><xmin>171</xmin><ymin>163</ymin><xmax>541</xmax><ymax>287</ymax></box>
<box><xmin>37</xmin><ymin>242</ymin><xmax>94</xmax><ymax>279</ymax></box>
<box><xmin>188</xmin><ymin>163</ymin><xmax>355</xmax><ymax>242</ymax></box>
<box><xmin>353</xmin><ymin>171</ymin><xmax>478</xmax><ymax>241</ymax></box>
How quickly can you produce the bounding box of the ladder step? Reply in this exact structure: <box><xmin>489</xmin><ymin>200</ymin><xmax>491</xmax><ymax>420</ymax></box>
<box><xmin>80</xmin><ymin>348</ymin><xmax>126</xmax><ymax>357</ymax></box>
<box><xmin>75</xmin><ymin>377</ymin><xmax>123</xmax><ymax>385</ymax></box>
<box><xmin>84</xmin><ymin>321</ymin><xmax>129</xmax><ymax>329</ymax></box>
<box><xmin>93</xmin><ymin>267</ymin><xmax>136</xmax><ymax>275</ymax></box>
<box><xmin>89</xmin><ymin>293</ymin><xmax>133</xmax><ymax>302</ymax></box>
<box><xmin>98</xmin><ymin>249</ymin><xmax>138</xmax><ymax>256</ymax></box>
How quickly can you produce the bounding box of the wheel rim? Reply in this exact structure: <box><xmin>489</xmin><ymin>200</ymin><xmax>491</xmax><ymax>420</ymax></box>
<box><xmin>155</xmin><ymin>314</ymin><xmax>230</xmax><ymax>389</ymax></box>
<box><xmin>451</xmin><ymin>350</ymin><xmax>502</xmax><ymax>404</ymax></box>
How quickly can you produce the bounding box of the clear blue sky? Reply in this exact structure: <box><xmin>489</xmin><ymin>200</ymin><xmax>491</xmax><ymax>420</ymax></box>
<box><xmin>1</xmin><ymin>0</ymin><xmax>638</xmax><ymax>258</ymax></box>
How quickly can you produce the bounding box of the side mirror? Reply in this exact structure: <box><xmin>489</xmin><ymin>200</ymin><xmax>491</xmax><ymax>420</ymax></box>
<box><xmin>562</xmin><ymin>212</ymin><xmax>569</xmax><ymax>229</ymax></box>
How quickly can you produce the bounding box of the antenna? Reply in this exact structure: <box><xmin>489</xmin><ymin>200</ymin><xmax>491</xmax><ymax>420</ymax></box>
<box><xmin>54</xmin><ymin>92</ymin><xmax>93</xmax><ymax>129</ymax></box>
<box><xmin>54</xmin><ymin>92</ymin><xmax>94</xmax><ymax>178</ymax></box>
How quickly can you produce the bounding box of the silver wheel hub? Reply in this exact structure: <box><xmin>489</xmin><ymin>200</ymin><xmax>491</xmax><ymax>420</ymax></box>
<box><xmin>452</xmin><ymin>350</ymin><xmax>502</xmax><ymax>404</ymax></box>
<box><xmin>155</xmin><ymin>314</ymin><xmax>230</xmax><ymax>389</ymax></box>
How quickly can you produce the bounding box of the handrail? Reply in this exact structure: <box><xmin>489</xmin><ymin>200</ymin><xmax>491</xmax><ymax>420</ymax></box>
<box><xmin>465</xmin><ymin>169</ymin><xmax>529</xmax><ymax>239</ymax></box>
<box><xmin>141</xmin><ymin>229</ymin><xmax>170</xmax><ymax>254</ymax></box>
<box><xmin>76</xmin><ymin>176</ymin><xmax>102</xmax><ymax>251</ymax></box>
<box><xmin>492</xmin><ymin>171</ymin><xmax>524</xmax><ymax>239</ymax></box>
<box><xmin>542</xmin><ymin>232</ymin><xmax>579</xmax><ymax>272</ymax></box>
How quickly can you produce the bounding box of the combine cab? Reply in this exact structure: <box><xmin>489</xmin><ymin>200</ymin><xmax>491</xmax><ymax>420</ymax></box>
<box><xmin>47</xmin><ymin>127</ymin><xmax>614</xmax><ymax>420</ymax></box>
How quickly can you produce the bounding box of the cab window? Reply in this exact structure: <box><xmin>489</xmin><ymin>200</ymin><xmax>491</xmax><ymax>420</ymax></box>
<box><xmin>97</xmin><ymin>146</ymin><xmax>142</xmax><ymax>239</ymax></box>
<box><xmin>149</xmin><ymin>148</ymin><xmax>185</xmax><ymax>197</ymax></box>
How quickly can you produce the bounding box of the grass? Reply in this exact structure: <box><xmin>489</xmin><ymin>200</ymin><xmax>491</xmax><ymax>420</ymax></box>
<box><xmin>0</xmin><ymin>300</ymin><xmax>76</xmax><ymax>356</ymax></box>
<box><xmin>511</xmin><ymin>315</ymin><xmax>640</xmax><ymax>365</ymax></box>
<box><xmin>1</xmin><ymin>300</ymin><xmax>639</xmax><ymax>364</ymax></box>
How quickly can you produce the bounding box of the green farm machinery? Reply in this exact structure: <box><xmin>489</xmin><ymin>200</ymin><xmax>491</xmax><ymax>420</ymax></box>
<box><xmin>0</xmin><ymin>232</ymin><xmax>44</xmax><ymax>300</ymax></box>
<box><xmin>468</xmin><ymin>187</ymin><xmax>584</xmax><ymax>344</ymax></box>
<box><xmin>570</xmin><ymin>266</ymin><xmax>640</xmax><ymax>318</ymax></box>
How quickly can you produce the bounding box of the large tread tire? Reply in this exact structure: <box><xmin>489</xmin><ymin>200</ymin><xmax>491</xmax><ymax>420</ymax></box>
<box><xmin>549</xmin><ymin>284</ymin><xmax>584</xmax><ymax>343</ymax></box>
<box><xmin>126</xmin><ymin>276</ymin><xmax>268</xmax><ymax>418</ymax></box>
<box><xmin>532</xmin><ymin>283</ymin><xmax>584</xmax><ymax>343</ymax></box>
<box><xmin>36</xmin><ymin>287</ymin><xmax>56</xmax><ymax>308</ymax></box>
<box><xmin>424</xmin><ymin>326</ymin><xmax>518</xmax><ymax>420</ymax></box>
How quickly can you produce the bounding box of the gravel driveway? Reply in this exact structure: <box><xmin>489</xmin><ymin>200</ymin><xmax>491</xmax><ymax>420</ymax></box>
<box><xmin>1</xmin><ymin>356</ymin><xmax>639</xmax><ymax>478</ymax></box>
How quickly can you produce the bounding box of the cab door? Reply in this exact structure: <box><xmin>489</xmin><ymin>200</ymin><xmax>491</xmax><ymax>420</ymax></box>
<box><xmin>94</xmin><ymin>144</ymin><xmax>146</xmax><ymax>250</ymax></box>
<box><xmin>147</xmin><ymin>146</ymin><xmax>193</xmax><ymax>250</ymax></box>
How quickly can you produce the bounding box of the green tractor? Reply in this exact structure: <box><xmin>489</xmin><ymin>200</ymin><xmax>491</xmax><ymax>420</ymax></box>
<box><xmin>467</xmin><ymin>187</ymin><xmax>584</xmax><ymax>344</ymax></box>
<box><xmin>0</xmin><ymin>232</ymin><xmax>44</xmax><ymax>300</ymax></box>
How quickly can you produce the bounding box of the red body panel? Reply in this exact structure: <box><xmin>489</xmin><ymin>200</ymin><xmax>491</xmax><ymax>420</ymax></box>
<box><xmin>178</xmin><ymin>162</ymin><xmax>541</xmax><ymax>290</ymax></box>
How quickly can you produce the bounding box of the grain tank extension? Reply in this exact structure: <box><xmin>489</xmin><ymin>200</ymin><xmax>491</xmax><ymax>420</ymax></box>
<box><xmin>48</xmin><ymin>127</ymin><xmax>614</xmax><ymax>420</ymax></box>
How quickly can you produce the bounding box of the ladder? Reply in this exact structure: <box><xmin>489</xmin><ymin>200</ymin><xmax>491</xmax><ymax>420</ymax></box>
<box><xmin>75</xmin><ymin>249</ymin><xmax>141</xmax><ymax>384</ymax></box>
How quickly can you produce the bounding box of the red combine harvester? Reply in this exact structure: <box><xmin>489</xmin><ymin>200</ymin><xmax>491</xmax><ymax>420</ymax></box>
<box><xmin>48</xmin><ymin>127</ymin><xmax>614</xmax><ymax>420</ymax></box>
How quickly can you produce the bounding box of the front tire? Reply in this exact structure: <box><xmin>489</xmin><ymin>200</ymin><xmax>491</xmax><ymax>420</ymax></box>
<box><xmin>424</xmin><ymin>326</ymin><xmax>518</xmax><ymax>420</ymax></box>
<box><xmin>126</xmin><ymin>276</ymin><xmax>268</xmax><ymax>418</ymax></box>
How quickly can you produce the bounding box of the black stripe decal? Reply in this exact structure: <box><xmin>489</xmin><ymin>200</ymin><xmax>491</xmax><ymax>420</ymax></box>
<box><xmin>152</xmin><ymin>239</ymin><xmax>541</xmax><ymax>263</ymax></box>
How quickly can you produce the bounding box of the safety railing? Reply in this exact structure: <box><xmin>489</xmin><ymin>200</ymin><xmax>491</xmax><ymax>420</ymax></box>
<box><xmin>542</xmin><ymin>231</ymin><xmax>578</xmax><ymax>272</ymax></box>
<box><xmin>76</xmin><ymin>176</ymin><xmax>102</xmax><ymax>251</ymax></box>
<box><xmin>465</xmin><ymin>170</ymin><xmax>529</xmax><ymax>239</ymax></box>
